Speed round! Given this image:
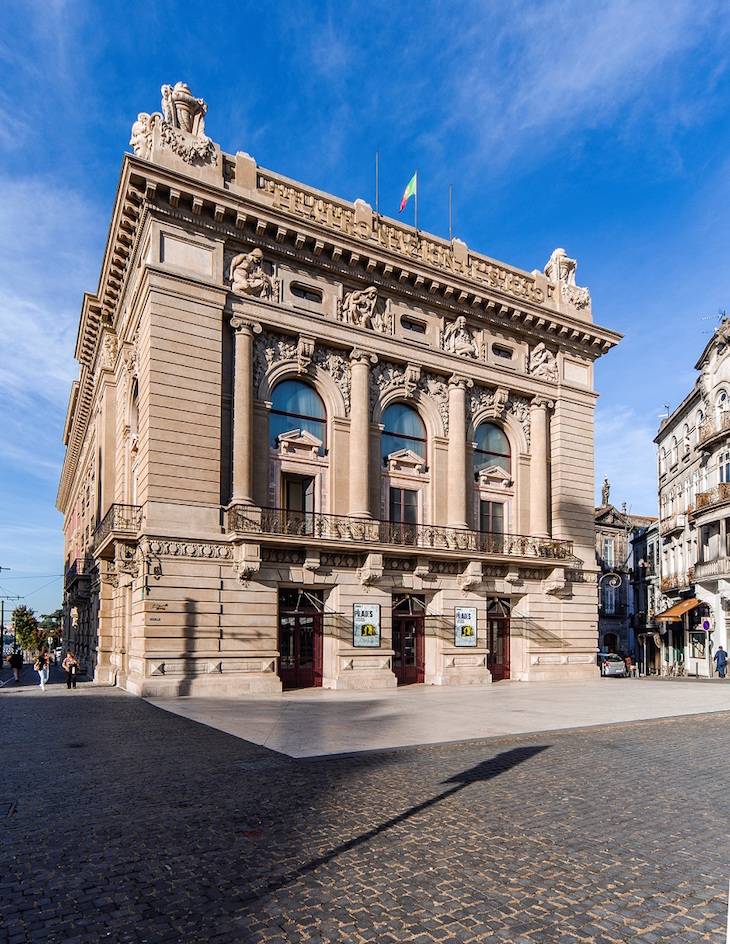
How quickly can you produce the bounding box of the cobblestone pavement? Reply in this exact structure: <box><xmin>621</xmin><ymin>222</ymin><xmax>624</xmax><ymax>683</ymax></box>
<box><xmin>2</xmin><ymin>668</ymin><xmax>730</xmax><ymax>943</ymax></box>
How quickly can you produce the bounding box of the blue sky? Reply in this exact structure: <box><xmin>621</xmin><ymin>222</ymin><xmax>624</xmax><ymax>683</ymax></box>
<box><xmin>3</xmin><ymin>0</ymin><xmax>730</xmax><ymax>617</ymax></box>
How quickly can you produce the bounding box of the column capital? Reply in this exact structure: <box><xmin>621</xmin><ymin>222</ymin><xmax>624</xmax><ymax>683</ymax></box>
<box><xmin>350</xmin><ymin>348</ymin><xmax>378</xmax><ymax>366</ymax></box>
<box><xmin>531</xmin><ymin>395</ymin><xmax>554</xmax><ymax>410</ymax></box>
<box><xmin>230</xmin><ymin>315</ymin><xmax>262</xmax><ymax>335</ymax></box>
<box><xmin>448</xmin><ymin>373</ymin><xmax>473</xmax><ymax>391</ymax></box>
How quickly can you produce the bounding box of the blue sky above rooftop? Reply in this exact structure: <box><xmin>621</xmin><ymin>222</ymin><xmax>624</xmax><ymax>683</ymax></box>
<box><xmin>2</xmin><ymin>0</ymin><xmax>730</xmax><ymax>614</ymax></box>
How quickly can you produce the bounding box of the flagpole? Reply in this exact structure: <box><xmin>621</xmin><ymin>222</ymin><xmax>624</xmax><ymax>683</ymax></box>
<box><xmin>415</xmin><ymin>169</ymin><xmax>418</xmax><ymax>235</ymax></box>
<box><xmin>375</xmin><ymin>150</ymin><xmax>379</xmax><ymax>219</ymax></box>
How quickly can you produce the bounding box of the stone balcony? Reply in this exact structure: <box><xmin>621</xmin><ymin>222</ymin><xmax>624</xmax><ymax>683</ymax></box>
<box><xmin>659</xmin><ymin>512</ymin><xmax>686</xmax><ymax>536</ymax></box>
<box><xmin>226</xmin><ymin>506</ymin><xmax>574</xmax><ymax>563</ymax></box>
<box><xmin>693</xmin><ymin>557</ymin><xmax>730</xmax><ymax>581</ymax></box>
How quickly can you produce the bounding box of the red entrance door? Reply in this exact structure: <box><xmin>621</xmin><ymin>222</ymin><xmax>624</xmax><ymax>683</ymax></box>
<box><xmin>488</xmin><ymin>617</ymin><xmax>510</xmax><ymax>681</ymax></box>
<box><xmin>278</xmin><ymin>589</ymin><xmax>323</xmax><ymax>689</ymax></box>
<box><xmin>392</xmin><ymin>595</ymin><xmax>425</xmax><ymax>685</ymax></box>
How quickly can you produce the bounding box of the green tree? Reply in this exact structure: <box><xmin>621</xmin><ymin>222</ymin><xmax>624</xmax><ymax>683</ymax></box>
<box><xmin>39</xmin><ymin>608</ymin><xmax>63</xmax><ymax>639</ymax></box>
<box><xmin>12</xmin><ymin>605</ymin><xmax>40</xmax><ymax>652</ymax></box>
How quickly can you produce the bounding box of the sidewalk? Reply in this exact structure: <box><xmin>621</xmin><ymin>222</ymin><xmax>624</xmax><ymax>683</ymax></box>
<box><xmin>146</xmin><ymin>675</ymin><xmax>730</xmax><ymax>758</ymax></box>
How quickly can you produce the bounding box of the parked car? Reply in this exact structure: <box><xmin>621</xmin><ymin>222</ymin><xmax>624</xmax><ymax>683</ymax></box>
<box><xmin>598</xmin><ymin>653</ymin><xmax>627</xmax><ymax>677</ymax></box>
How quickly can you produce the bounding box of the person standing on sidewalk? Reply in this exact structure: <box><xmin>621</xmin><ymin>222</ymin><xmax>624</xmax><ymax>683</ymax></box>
<box><xmin>34</xmin><ymin>650</ymin><xmax>50</xmax><ymax>691</ymax></box>
<box><xmin>9</xmin><ymin>650</ymin><xmax>23</xmax><ymax>683</ymax></box>
<box><xmin>62</xmin><ymin>651</ymin><xmax>79</xmax><ymax>689</ymax></box>
<box><xmin>714</xmin><ymin>646</ymin><xmax>728</xmax><ymax>678</ymax></box>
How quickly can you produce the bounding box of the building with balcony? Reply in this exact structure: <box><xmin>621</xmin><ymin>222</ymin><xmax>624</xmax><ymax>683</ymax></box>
<box><xmin>629</xmin><ymin>520</ymin><xmax>661</xmax><ymax>675</ymax></box>
<box><xmin>594</xmin><ymin>487</ymin><xmax>655</xmax><ymax>658</ymax></box>
<box><xmin>653</xmin><ymin>319</ymin><xmax>730</xmax><ymax>676</ymax></box>
<box><xmin>56</xmin><ymin>83</ymin><xmax>621</xmax><ymax>696</ymax></box>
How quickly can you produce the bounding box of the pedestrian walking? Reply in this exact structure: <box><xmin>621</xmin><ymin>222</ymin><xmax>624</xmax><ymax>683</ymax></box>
<box><xmin>714</xmin><ymin>645</ymin><xmax>728</xmax><ymax>678</ymax></box>
<box><xmin>9</xmin><ymin>650</ymin><xmax>23</xmax><ymax>683</ymax></box>
<box><xmin>62</xmin><ymin>651</ymin><xmax>80</xmax><ymax>689</ymax></box>
<box><xmin>34</xmin><ymin>650</ymin><xmax>50</xmax><ymax>691</ymax></box>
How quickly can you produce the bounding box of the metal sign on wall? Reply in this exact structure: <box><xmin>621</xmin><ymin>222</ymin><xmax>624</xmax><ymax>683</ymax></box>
<box><xmin>353</xmin><ymin>603</ymin><xmax>381</xmax><ymax>647</ymax></box>
<box><xmin>454</xmin><ymin>606</ymin><xmax>478</xmax><ymax>647</ymax></box>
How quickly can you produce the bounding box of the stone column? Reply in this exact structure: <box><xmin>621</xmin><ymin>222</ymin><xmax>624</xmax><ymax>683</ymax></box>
<box><xmin>530</xmin><ymin>396</ymin><xmax>553</xmax><ymax>538</ymax></box>
<box><xmin>230</xmin><ymin>314</ymin><xmax>261</xmax><ymax>505</ymax></box>
<box><xmin>349</xmin><ymin>350</ymin><xmax>373</xmax><ymax>517</ymax></box>
<box><xmin>448</xmin><ymin>376</ymin><xmax>469</xmax><ymax>530</ymax></box>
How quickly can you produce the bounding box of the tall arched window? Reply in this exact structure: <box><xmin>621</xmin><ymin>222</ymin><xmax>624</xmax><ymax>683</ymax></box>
<box><xmin>474</xmin><ymin>423</ymin><xmax>510</xmax><ymax>475</ymax></box>
<box><xmin>381</xmin><ymin>404</ymin><xmax>426</xmax><ymax>461</ymax></box>
<box><xmin>270</xmin><ymin>380</ymin><xmax>326</xmax><ymax>454</ymax></box>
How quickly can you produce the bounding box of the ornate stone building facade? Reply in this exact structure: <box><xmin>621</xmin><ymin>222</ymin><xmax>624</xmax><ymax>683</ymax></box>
<box><xmin>654</xmin><ymin>318</ymin><xmax>730</xmax><ymax>677</ymax></box>
<box><xmin>57</xmin><ymin>83</ymin><xmax>621</xmax><ymax>696</ymax></box>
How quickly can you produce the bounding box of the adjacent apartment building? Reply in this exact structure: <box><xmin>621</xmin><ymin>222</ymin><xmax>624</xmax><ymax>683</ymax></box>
<box><xmin>57</xmin><ymin>83</ymin><xmax>621</xmax><ymax>696</ymax></box>
<box><xmin>654</xmin><ymin>318</ymin><xmax>730</xmax><ymax>676</ymax></box>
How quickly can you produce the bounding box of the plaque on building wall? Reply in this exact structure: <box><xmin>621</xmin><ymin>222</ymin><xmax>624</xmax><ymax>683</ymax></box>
<box><xmin>354</xmin><ymin>603</ymin><xmax>381</xmax><ymax>647</ymax></box>
<box><xmin>454</xmin><ymin>607</ymin><xmax>478</xmax><ymax>647</ymax></box>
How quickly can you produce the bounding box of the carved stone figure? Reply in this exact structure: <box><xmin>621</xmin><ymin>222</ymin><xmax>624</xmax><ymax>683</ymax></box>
<box><xmin>229</xmin><ymin>248</ymin><xmax>275</xmax><ymax>299</ymax></box>
<box><xmin>342</xmin><ymin>287</ymin><xmax>377</xmax><ymax>328</ymax></box>
<box><xmin>130</xmin><ymin>82</ymin><xmax>216</xmax><ymax>166</ymax></box>
<box><xmin>528</xmin><ymin>342</ymin><xmax>559</xmax><ymax>382</ymax></box>
<box><xmin>443</xmin><ymin>316</ymin><xmax>479</xmax><ymax>358</ymax></box>
<box><xmin>544</xmin><ymin>248</ymin><xmax>591</xmax><ymax>311</ymax></box>
<box><xmin>602</xmin><ymin>476</ymin><xmax>610</xmax><ymax>505</ymax></box>
<box><xmin>161</xmin><ymin>82</ymin><xmax>207</xmax><ymax>136</ymax></box>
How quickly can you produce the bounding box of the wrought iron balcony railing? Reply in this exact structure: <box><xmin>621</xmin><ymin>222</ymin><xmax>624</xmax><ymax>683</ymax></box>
<box><xmin>227</xmin><ymin>506</ymin><xmax>574</xmax><ymax>561</ymax></box>
<box><xmin>699</xmin><ymin>412</ymin><xmax>730</xmax><ymax>446</ymax></box>
<box><xmin>65</xmin><ymin>557</ymin><xmax>93</xmax><ymax>583</ymax></box>
<box><xmin>94</xmin><ymin>504</ymin><xmax>142</xmax><ymax>545</ymax></box>
<box><xmin>695</xmin><ymin>484</ymin><xmax>730</xmax><ymax>513</ymax></box>
<box><xmin>660</xmin><ymin>569</ymin><xmax>694</xmax><ymax>593</ymax></box>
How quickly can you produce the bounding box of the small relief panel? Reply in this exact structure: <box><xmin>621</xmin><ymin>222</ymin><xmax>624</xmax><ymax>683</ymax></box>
<box><xmin>160</xmin><ymin>233</ymin><xmax>214</xmax><ymax>277</ymax></box>
<box><xmin>563</xmin><ymin>358</ymin><xmax>590</xmax><ymax>386</ymax></box>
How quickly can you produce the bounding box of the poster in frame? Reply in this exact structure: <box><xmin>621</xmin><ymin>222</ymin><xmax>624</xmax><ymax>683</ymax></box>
<box><xmin>354</xmin><ymin>603</ymin><xmax>381</xmax><ymax>647</ymax></box>
<box><xmin>454</xmin><ymin>606</ymin><xmax>478</xmax><ymax>647</ymax></box>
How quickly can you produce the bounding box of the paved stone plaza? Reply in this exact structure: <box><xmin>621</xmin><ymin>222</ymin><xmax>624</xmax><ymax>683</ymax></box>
<box><xmin>2</xmin><ymin>671</ymin><xmax>730</xmax><ymax>943</ymax></box>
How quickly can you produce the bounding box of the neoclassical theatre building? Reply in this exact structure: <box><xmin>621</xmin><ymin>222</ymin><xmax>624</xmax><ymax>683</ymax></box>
<box><xmin>57</xmin><ymin>83</ymin><xmax>621</xmax><ymax>696</ymax></box>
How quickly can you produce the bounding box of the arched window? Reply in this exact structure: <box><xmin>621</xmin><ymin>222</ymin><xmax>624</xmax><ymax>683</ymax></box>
<box><xmin>670</xmin><ymin>437</ymin><xmax>678</xmax><ymax>466</ymax></box>
<box><xmin>381</xmin><ymin>403</ymin><xmax>426</xmax><ymax>462</ymax></box>
<box><xmin>474</xmin><ymin>423</ymin><xmax>510</xmax><ymax>475</ymax></box>
<box><xmin>718</xmin><ymin>390</ymin><xmax>729</xmax><ymax>415</ymax></box>
<box><xmin>270</xmin><ymin>380</ymin><xmax>326</xmax><ymax>454</ymax></box>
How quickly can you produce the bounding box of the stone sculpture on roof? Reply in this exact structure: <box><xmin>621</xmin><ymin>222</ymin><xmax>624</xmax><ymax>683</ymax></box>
<box><xmin>130</xmin><ymin>82</ymin><xmax>216</xmax><ymax>166</ymax></box>
<box><xmin>544</xmin><ymin>248</ymin><xmax>591</xmax><ymax>312</ymax></box>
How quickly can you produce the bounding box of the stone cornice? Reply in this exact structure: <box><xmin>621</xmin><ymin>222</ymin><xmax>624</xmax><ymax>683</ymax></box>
<box><xmin>119</xmin><ymin>154</ymin><xmax>621</xmax><ymax>357</ymax></box>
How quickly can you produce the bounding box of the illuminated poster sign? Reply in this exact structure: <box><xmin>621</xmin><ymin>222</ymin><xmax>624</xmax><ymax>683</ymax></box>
<box><xmin>354</xmin><ymin>603</ymin><xmax>381</xmax><ymax>647</ymax></box>
<box><xmin>455</xmin><ymin>606</ymin><xmax>478</xmax><ymax>647</ymax></box>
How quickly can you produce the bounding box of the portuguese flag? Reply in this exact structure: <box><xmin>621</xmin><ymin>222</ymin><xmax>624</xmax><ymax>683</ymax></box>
<box><xmin>399</xmin><ymin>171</ymin><xmax>417</xmax><ymax>213</ymax></box>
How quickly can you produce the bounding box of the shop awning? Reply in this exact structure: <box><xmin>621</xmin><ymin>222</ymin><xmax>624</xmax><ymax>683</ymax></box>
<box><xmin>656</xmin><ymin>598</ymin><xmax>700</xmax><ymax>622</ymax></box>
